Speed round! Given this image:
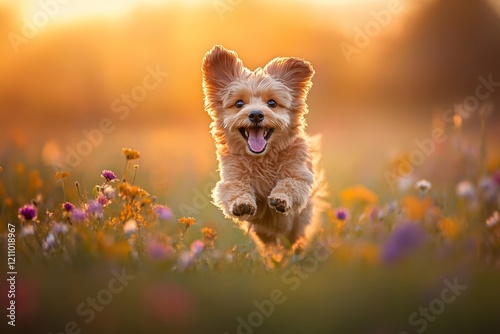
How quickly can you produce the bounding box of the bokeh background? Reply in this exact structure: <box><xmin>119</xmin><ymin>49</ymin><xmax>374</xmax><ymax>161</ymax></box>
<box><xmin>2</xmin><ymin>0</ymin><xmax>500</xmax><ymax>201</ymax></box>
<box><xmin>1</xmin><ymin>0</ymin><xmax>500</xmax><ymax>333</ymax></box>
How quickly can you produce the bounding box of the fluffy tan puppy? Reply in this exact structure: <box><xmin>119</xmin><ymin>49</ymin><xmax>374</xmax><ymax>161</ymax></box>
<box><xmin>201</xmin><ymin>45</ymin><xmax>327</xmax><ymax>256</ymax></box>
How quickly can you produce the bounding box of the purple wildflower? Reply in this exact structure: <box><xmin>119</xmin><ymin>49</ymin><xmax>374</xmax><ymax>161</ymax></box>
<box><xmin>492</xmin><ymin>171</ymin><xmax>500</xmax><ymax>186</ymax></box>
<box><xmin>18</xmin><ymin>204</ymin><xmax>37</xmax><ymax>221</ymax></box>
<box><xmin>177</xmin><ymin>251</ymin><xmax>193</xmax><ymax>271</ymax></box>
<box><xmin>43</xmin><ymin>233</ymin><xmax>57</xmax><ymax>250</ymax></box>
<box><xmin>71</xmin><ymin>208</ymin><xmax>86</xmax><ymax>223</ymax></box>
<box><xmin>479</xmin><ymin>176</ymin><xmax>498</xmax><ymax>200</ymax></box>
<box><xmin>190</xmin><ymin>240</ymin><xmax>204</xmax><ymax>257</ymax></box>
<box><xmin>62</xmin><ymin>202</ymin><xmax>75</xmax><ymax>212</ymax></box>
<box><xmin>96</xmin><ymin>194</ymin><xmax>109</xmax><ymax>207</ymax></box>
<box><xmin>87</xmin><ymin>200</ymin><xmax>104</xmax><ymax>219</ymax></box>
<box><xmin>381</xmin><ymin>223</ymin><xmax>427</xmax><ymax>264</ymax></box>
<box><xmin>52</xmin><ymin>222</ymin><xmax>69</xmax><ymax>235</ymax></box>
<box><xmin>103</xmin><ymin>185</ymin><xmax>116</xmax><ymax>199</ymax></box>
<box><xmin>155</xmin><ymin>205</ymin><xmax>173</xmax><ymax>220</ymax></box>
<box><xmin>20</xmin><ymin>225</ymin><xmax>35</xmax><ymax>237</ymax></box>
<box><xmin>101</xmin><ymin>170</ymin><xmax>117</xmax><ymax>182</ymax></box>
<box><xmin>147</xmin><ymin>240</ymin><xmax>174</xmax><ymax>261</ymax></box>
<box><xmin>335</xmin><ymin>207</ymin><xmax>350</xmax><ymax>221</ymax></box>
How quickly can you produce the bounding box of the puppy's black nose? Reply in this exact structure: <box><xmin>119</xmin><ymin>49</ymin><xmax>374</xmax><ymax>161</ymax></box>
<box><xmin>248</xmin><ymin>110</ymin><xmax>264</xmax><ymax>124</ymax></box>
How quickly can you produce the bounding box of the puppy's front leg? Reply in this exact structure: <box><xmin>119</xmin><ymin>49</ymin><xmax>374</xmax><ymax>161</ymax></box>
<box><xmin>213</xmin><ymin>179</ymin><xmax>256</xmax><ymax>219</ymax></box>
<box><xmin>268</xmin><ymin>178</ymin><xmax>312</xmax><ymax>215</ymax></box>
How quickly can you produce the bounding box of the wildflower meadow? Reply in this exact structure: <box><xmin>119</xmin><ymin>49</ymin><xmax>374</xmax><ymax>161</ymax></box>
<box><xmin>2</xmin><ymin>1</ymin><xmax>500</xmax><ymax>334</ymax></box>
<box><xmin>2</xmin><ymin>119</ymin><xmax>500</xmax><ymax>333</ymax></box>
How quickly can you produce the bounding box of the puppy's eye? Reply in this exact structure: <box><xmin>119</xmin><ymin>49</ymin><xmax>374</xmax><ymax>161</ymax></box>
<box><xmin>267</xmin><ymin>99</ymin><xmax>277</xmax><ymax>108</ymax></box>
<box><xmin>235</xmin><ymin>100</ymin><xmax>244</xmax><ymax>108</ymax></box>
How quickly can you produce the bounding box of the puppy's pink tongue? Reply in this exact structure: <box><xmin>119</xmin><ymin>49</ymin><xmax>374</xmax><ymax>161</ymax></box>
<box><xmin>247</xmin><ymin>128</ymin><xmax>266</xmax><ymax>152</ymax></box>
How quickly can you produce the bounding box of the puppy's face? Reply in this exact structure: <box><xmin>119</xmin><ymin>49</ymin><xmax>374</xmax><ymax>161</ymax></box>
<box><xmin>202</xmin><ymin>45</ymin><xmax>314</xmax><ymax>155</ymax></box>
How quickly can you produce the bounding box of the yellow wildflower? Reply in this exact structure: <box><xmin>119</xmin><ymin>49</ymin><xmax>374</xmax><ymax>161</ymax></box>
<box><xmin>119</xmin><ymin>182</ymin><xmax>150</xmax><ymax>198</ymax></box>
<box><xmin>122</xmin><ymin>148</ymin><xmax>140</xmax><ymax>160</ymax></box>
<box><xmin>178</xmin><ymin>217</ymin><xmax>196</xmax><ymax>228</ymax></box>
<box><xmin>28</xmin><ymin>170</ymin><xmax>43</xmax><ymax>192</ymax></box>
<box><xmin>202</xmin><ymin>227</ymin><xmax>217</xmax><ymax>249</ymax></box>
<box><xmin>55</xmin><ymin>171</ymin><xmax>70</xmax><ymax>180</ymax></box>
<box><xmin>340</xmin><ymin>185</ymin><xmax>378</xmax><ymax>209</ymax></box>
<box><xmin>202</xmin><ymin>227</ymin><xmax>218</xmax><ymax>241</ymax></box>
<box><xmin>439</xmin><ymin>218</ymin><xmax>462</xmax><ymax>240</ymax></box>
<box><xmin>403</xmin><ymin>196</ymin><xmax>433</xmax><ymax>221</ymax></box>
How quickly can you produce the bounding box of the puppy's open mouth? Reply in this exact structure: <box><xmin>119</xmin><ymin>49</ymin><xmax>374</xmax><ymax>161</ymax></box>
<box><xmin>238</xmin><ymin>127</ymin><xmax>275</xmax><ymax>154</ymax></box>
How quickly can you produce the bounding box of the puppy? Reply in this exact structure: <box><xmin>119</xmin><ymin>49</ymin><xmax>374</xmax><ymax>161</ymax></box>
<box><xmin>201</xmin><ymin>45</ymin><xmax>327</xmax><ymax>256</ymax></box>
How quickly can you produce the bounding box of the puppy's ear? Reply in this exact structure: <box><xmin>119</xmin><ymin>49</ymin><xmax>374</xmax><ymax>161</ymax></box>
<box><xmin>202</xmin><ymin>45</ymin><xmax>246</xmax><ymax>94</ymax></box>
<box><xmin>264</xmin><ymin>57</ymin><xmax>315</xmax><ymax>100</ymax></box>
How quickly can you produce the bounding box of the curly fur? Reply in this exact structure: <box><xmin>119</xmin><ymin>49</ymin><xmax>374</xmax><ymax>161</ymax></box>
<box><xmin>201</xmin><ymin>45</ymin><xmax>328</xmax><ymax>256</ymax></box>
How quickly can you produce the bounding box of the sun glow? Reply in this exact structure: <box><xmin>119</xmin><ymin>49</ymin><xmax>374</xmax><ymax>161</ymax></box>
<box><xmin>20</xmin><ymin>0</ymin><xmax>168</xmax><ymax>22</ymax></box>
<box><xmin>16</xmin><ymin>0</ymin><xmax>388</xmax><ymax>24</ymax></box>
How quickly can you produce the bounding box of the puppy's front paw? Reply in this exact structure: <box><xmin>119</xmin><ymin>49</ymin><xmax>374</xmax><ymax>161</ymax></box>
<box><xmin>268</xmin><ymin>195</ymin><xmax>290</xmax><ymax>214</ymax></box>
<box><xmin>232</xmin><ymin>202</ymin><xmax>256</xmax><ymax>217</ymax></box>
